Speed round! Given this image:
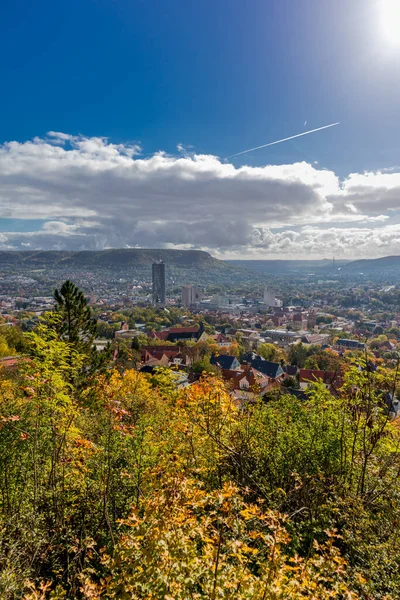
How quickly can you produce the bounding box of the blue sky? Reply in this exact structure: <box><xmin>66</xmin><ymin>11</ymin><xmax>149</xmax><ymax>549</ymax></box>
<box><xmin>1</xmin><ymin>0</ymin><xmax>400</xmax><ymax>258</ymax></box>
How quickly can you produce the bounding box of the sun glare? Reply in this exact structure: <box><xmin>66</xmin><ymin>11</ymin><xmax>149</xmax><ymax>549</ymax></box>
<box><xmin>381</xmin><ymin>0</ymin><xmax>400</xmax><ymax>44</ymax></box>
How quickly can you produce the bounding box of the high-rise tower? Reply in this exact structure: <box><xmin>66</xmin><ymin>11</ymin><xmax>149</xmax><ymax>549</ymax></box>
<box><xmin>152</xmin><ymin>261</ymin><xmax>166</xmax><ymax>305</ymax></box>
<box><xmin>182</xmin><ymin>284</ymin><xmax>202</xmax><ymax>308</ymax></box>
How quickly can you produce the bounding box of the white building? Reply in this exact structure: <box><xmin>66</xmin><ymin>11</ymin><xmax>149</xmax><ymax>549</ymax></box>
<box><xmin>263</xmin><ymin>288</ymin><xmax>282</xmax><ymax>307</ymax></box>
<box><xmin>213</xmin><ymin>295</ymin><xmax>243</xmax><ymax>309</ymax></box>
<box><xmin>182</xmin><ymin>285</ymin><xmax>202</xmax><ymax>308</ymax></box>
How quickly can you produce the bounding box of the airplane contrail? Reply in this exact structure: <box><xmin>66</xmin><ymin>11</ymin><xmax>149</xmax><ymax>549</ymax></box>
<box><xmin>227</xmin><ymin>122</ymin><xmax>340</xmax><ymax>158</ymax></box>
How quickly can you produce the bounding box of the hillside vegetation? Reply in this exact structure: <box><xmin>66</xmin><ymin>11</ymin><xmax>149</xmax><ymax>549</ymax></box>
<box><xmin>1</xmin><ymin>284</ymin><xmax>400</xmax><ymax>598</ymax></box>
<box><xmin>227</xmin><ymin>259</ymin><xmax>349</xmax><ymax>274</ymax></box>
<box><xmin>342</xmin><ymin>255</ymin><xmax>400</xmax><ymax>272</ymax></box>
<box><xmin>0</xmin><ymin>249</ymin><xmax>226</xmax><ymax>269</ymax></box>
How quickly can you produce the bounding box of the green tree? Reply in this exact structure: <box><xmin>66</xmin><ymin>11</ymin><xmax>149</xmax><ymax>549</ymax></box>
<box><xmin>191</xmin><ymin>356</ymin><xmax>219</xmax><ymax>375</ymax></box>
<box><xmin>387</xmin><ymin>326</ymin><xmax>400</xmax><ymax>337</ymax></box>
<box><xmin>1</xmin><ymin>326</ymin><xmax>29</xmax><ymax>354</ymax></box>
<box><xmin>53</xmin><ymin>281</ymin><xmax>111</xmax><ymax>383</ymax></box>
<box><xmin>281</xmin><ymin>375</ymin><xmax>298</xmax><ymax>388</ymax></box>
<box><xmin>369</xmin><ymin>334</ymin><xmax>388</xmax><ymax>350</ymax></box>
<box><xmin>131</xmin><ymin>336</ymin><xmax>141</xmax><ymax>351</ymax></box>
<box><xmin>96</xmin><ymin>320</ymin><xmax>119</xmax><ymax>339</ymax></box>
<box><xmin>0</xmin><ymin>335</ymin><xmax>15</xmax><ymax>358</ymax></box>
<box><xmin>303</xmin><ymin>350</ymin><xmax>343</xmax><ymax>372</ymax></box>
<box><xmin>54</xmin><ymin>280</ymin><xmax>97</xmax><ymax>348</ymax></box>
<box><xmin>316</xmin><ymin>315</ymin><xmax>333</xmax><ymax>325</ymax></box>
<box><xmin>258</xmin><ymin>342</ymin><xmax>287</xmax><ymax>363</ymax></box>
<box><xmin>288</xmin><ymin>342</ymin><xmax>310</xmax><ymax>367</ymax></box>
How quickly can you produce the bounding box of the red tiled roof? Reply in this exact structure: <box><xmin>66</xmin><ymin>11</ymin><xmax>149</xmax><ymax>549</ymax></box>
<box><xmin>167</xmin><ymin>326</ymin><xmax>199</xmax><ymax>334</ymax></box>
<box><xmin>153</xmin><ymin>326</ymin><xmax>199</xmax><ymax>340</ymax></box>
<box><xmin>0</xmin><ymin>356</ymin><xmax>20</xmax><ymax>368</ymax></box>
<box><xmin>215</xmin><ymin>333</ymin><xmax>230</xmax><ymax>342</ymax></box>
<box><xmin>221</xmin><ymin>367</ymin><xmax>270</xmax><ymax>390</ymax></box>
<box><xmin>293</xmin><ymin>313</ymin><xmax>305</xmax><ymax>321</ymax></box>
<box><xmin>151</xmin><ymin>350</ymin><xmax>180</xmax><ymax>360</ymax></box>
<box><xmin>154</xmin><ymin>331</ymin><xmax>170</xmax><ymax>340</ymax></box>
<box><xmin>299</xmin><ymin>369</ymin><xmax>342</xmax><ymax>386</ymax></box>
<box><xmin>142</xmin><ymin>345</ymin><xmax>181</xmax><ymax>353</ymax></box>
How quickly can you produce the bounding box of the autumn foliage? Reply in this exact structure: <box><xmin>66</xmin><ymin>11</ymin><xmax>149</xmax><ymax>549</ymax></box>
<box><xmin>1</xmin><ymin>311</ymin><xmax>400</xmax><ymax>598</ymax></box>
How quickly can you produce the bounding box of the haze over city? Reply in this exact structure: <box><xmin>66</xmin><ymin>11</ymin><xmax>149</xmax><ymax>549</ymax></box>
<box><xmin>1</xmin><ymin>0</ymin><xmax>400</xmax><ymax>259</ymax></box>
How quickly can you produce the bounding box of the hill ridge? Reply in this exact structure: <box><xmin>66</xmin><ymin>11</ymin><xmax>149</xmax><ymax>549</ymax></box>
<box><xmin>0</xmin><ymin>248</ymin><xmax>224</xmax><ymax>269</ymax></box>
<box><xmin>342</xmin><ymin>255</ymin><xmax>400</xmax><ymax>270</ymax></box>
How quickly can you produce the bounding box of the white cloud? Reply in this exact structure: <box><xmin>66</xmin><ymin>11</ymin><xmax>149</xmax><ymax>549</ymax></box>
<box><xmin>0</xmin><ymin>132</ymin><xmax>399</xmax><ymax>257</ymax></box>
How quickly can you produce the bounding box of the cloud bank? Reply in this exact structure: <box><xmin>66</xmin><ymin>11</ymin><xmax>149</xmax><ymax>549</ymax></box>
<box><xmin>0</xmin><ymin>132</ymin><xmax>399</xmax><ymax>258</ymax></box>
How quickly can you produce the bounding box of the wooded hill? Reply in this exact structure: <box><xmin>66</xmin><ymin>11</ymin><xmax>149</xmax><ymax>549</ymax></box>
<box><xmin>0</xmin><ymin>248</ymin><xmax>226</xmax><ymax>269</ymax></box>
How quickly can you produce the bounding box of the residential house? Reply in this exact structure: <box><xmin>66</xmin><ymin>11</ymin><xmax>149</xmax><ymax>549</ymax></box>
<box><xmin>208</xmin><ymin>332</ymin><xmax>232</xmax><ymax>347</ymax></box>
<box><xmin>301</xmin><ymin>333</ymin><xmax>331</xmax><ymax>346</ymax></box>
<box><xmin>141</xmin><ymin>346</ymin><xmax>190</xmax><ymax>369</ymax></box>
<box><xmin>292</xmin><ymin>313</ymin><xmax>308</xmax><ymax>331</ymax></box>
<box><xmin>271</xmin><ymin>315</ymin><xmax>286</xmax><ymax>327</ymax></box>
<box><xmin>115</xmin><ymin>328</ymin><xmax>143</xmax><ymax>339</ymax></box>
<box><xmin>222</xmin><ymin>365</ymin><xmax>276</xmax><ymax>403</ymax></box>
<box><xmin>248</xmin><ymin>358</ymin><xmax>285</xmax><ymax>382</ymax></box>
<box><xmin>334</xmin><ymin>339</ymin><xmax>365</xmax><ymax>351</ymax></box>
<box><xmin>262</xmin><ymin>330</ymin><xmax>302</xmax><ymax>347</ymax></box>
<box><xmin>210</xmin><ymin>354</ymin><xmax>241</xmax><ymax>371</ymax></box>
<box><xmin>299</xmin><ymin>369</ymin><xmax>343</xmax><ymax>393</ymax></box>
<box><xmin>284</xmin><ymin>364</ymin><xmax>299</xmax><ymax>377</ymax></box>
<box><xmin>151</xmin><ymin>323</ymin><xmax>204</xmax><ymax>343</ymax></box>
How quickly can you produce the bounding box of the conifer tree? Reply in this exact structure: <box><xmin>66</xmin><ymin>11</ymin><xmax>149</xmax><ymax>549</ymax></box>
<box><xmin>54</xmin><ymin>280</ymin><xmax>97</xmax><ymax>348</ymax></box>
<box><xmin>53</xmin><ymin>280</ymin><xmax>111</xmax><ymax>383</ymax></box>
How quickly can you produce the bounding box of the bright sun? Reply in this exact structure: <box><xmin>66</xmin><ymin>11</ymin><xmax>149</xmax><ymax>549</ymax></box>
<box><xmin>381</xmin><ymin>0</ymin><xmax>400</xmax><ymax>44</ymax></box>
